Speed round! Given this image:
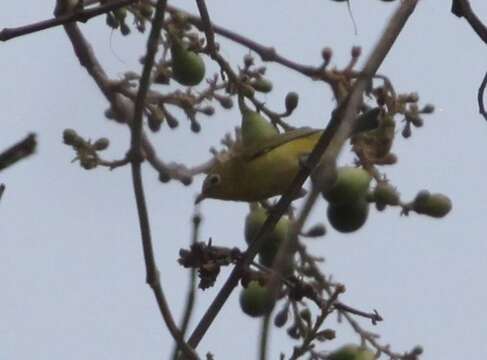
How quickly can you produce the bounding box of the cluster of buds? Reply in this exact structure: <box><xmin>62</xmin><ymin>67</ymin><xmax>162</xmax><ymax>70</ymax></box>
<box><xmin>63</xmin><ymin>129</ymin><xmax>109</xmax><ymax>170</ymax></box>
<box><xmin>178</xmin><ymin>241</ymin><xmax>241</xmax><ymax>289</ymax></box>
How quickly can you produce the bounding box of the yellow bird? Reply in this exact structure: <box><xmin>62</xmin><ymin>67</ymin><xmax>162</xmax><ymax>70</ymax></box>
<box><xmin>196</xmin><ymin>128</ymin><xmax>322</xmax><ymax>203</ymax></box>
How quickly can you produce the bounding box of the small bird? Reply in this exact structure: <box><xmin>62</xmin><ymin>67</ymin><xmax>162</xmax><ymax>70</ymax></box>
<box><xmin>195</xmin><ymin>107</ymin><xmax>382</xmax><ymax>203</ymax></box>
<box><xmin>195</xmin><ymin>128</ymin><xmax>322</xmax><ymax>203</ymax></box>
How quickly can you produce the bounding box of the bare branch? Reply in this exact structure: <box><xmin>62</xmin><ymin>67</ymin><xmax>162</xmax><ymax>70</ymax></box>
<box><xmin>171</xmin><ymin>212</ymin><xmax>202</xmax><ymax>360</ymax></box>
<box><xmin>59</xmin><ymin>3</ymin><xmax>199</xmax><ymax>358</ymax></box>
<box><xmin>451</xmin><ymin>0</ymin><xmax>487</xmax><ymax>44</ymax></box>
<box><xmin>259</xmin><ymin>313</ymin><xmax>271</xmax><ymax>360</ymax></box>
<box><xmin>479</xmin><ymin>71</ymin><xmax>487</xmax><ymax>121</ymax></box>
<box><xmin>185</xmin><ymin>0</ymin><xmax>420</xmax><ymax>350</ymax></box>
<box><xmin>0</xmin><ymin>133</ymin><xmax>37</xmax><ymax>172</ymax></box>
<box><xmin>0</xmin><ymin>0</ymin><xmax>138</xmax><ymax>42</ymax></box>
<box><xmin>164</xmin><ymin>4</ymin><xmax>329</xmax><ymax>81</ymax></box>
<box><xmin>128</xmin><ymin>1</ymin><xmax>199</xmax><ymax>358</ymax></box>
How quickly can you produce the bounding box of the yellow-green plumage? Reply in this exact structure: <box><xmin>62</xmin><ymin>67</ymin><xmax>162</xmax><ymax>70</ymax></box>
<box><xmin>200</xmin><ymin>128</ymin><xmax>322</xmax><ymax>202</ymax></box>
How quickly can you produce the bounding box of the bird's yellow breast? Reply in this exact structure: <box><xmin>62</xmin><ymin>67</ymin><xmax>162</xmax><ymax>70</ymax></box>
<box><xmin>211</xmin><ymin>131</ymin><xmax>321</xmax><ymax>201</ymax></box>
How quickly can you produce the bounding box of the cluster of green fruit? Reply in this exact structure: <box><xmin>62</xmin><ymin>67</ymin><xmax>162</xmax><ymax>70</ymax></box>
<box><xmin>239</xmin><ymin>204</ymin><xmax>292</xmax><ymax>317</ymax></box>
<box><xmin>323</xmin><ymin>166</ymin><xmax>372</xmax><ymax>233</ymax></box>
<box><xmin>323</xmin><ymin>167</ymin><xmax>452</xmax><ymax>233</ymax></box>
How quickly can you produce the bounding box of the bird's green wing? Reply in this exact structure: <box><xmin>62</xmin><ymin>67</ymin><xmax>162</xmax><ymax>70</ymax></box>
<box><xmin>242</xmin><ymin>127</ymin><xmax>321</xmax><ymax>160</ymax></box>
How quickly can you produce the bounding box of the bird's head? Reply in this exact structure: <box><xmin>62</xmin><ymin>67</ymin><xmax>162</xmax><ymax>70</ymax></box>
<box><xmin>195</xmin><ymin>172</ymin><xmax>223</xmax><ymax>204</ymax></box>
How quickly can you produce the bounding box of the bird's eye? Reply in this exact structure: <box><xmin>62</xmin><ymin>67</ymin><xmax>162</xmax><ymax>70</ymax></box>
<box><xmin>209</xmin><ymin>174</ymin><xmax>221</xmax><ymax>185</ymax></box>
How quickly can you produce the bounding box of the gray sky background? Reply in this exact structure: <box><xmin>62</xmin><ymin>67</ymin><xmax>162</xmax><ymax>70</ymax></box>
<box><xmin>1</xmin><ymin>1</ymin><xmax>487</xmax><ymax>359</ymax></box>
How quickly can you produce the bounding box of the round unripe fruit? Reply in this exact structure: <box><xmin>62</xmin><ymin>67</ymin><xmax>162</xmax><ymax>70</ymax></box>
<box><xmin>413</xmin><ymin>191</ymin><xmax>452</xmax><ymax>218</ymax></box>
<box><xmin>241</xmin><ymin>111</ymin><xmax>279</xmax><ymax>148</ymax></box>
<box><xmin>323</xmin><ymin>167</ymin><xmax>371</xmax><ymax>206</ymax></box>
<box><xmin>245</xmin><ymin>206</ymin><xmax>293</xmax><ymax>273</ymax></box>
<box><xmin>93</xmin><ymin>138</ymin><xmax>109</xmax><ymax>151</ymax></box>
<box><xmin>63</xmin><ymin>129</ymin><xmax>79</xmax><ymax>145</ymax></box>
<box><xmin>327</xmin><ymin>198</ymin><xmax>369</xmax><ymax>233</ymax></box>
<box><xmin>239</xmin><ymin>281</ymin><xmax>275</xmax><ymax>317</ymax></box>
<box><xmin>251</xmin><ymin>78</ymin><xmax>273</xmax><ymax>93</ymax></box>
<box><xmin>373</xmin><ymin>182</ymin><xmax>400</xmax><ymax>206</ymax></box>
<box><xmin>328</xmin><ymin>345</ymin><xmax>375</xmax><ymax>360</ymax></box>
<box><xmin>170</xmin><ymin>43</ymin><xmax>206</xmax><ymax>86</ymax></box>
<box><xmin>285</xmin><ymin>92</ymin><xmax>299</xmax><ymax>112</ymax></box>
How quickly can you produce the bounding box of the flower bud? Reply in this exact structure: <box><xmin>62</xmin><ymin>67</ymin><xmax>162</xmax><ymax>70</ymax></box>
<box><xmin>285</xmin><ymin>92</ymin><xmax>299</xmax><ymax>113</ymax></box>
<box><xmin>413</xmin><ymin>191</ymin><xmax>452</xmax><ymax>218</ymax></box>
<box><xmin>93</xmin><ymin>138</ymin><xmax>109</xmax><ymax>151</ymax></box>
<box><xmin>373</xmin><ymin>182</ymin><xmax>400</xmax><ymax>206</ymax></box>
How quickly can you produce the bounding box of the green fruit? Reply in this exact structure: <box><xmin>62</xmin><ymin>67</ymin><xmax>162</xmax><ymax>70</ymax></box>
<box><xmin>327</xmin><ymin>197</ymin><xmax>369</xmax><ymax>233</ymax></box>
<box><xmin>323</xmin><ymin>167</ymin><xmax>371</xmax><ymax>205</ymax></box>
<box><xmin>373</xmin><ymin>182</ymin><xmax>400</xmax><ymax>206</ymax></box>
<box><xmin>413</xmin><ymin>190</ymin><xmax>452</xmax><ymax>218</ymax></box>
<box><xmin>328</xmin><ymin>345</ymin><xmax>375</xmax><ymax>360</ymax></box>
<box><xmin>245</xmin><ymin>205</ymin><xmax>293</xmax><ymax>272</ymax></box>
<box><xmin>285</xmin><ymin>92</ymin><xmax>299</xmax><ymax>113</ymax></box>
<box><xmin>239</xmin><ymin>281</ymin><xmax>275</xmax><ymax>317</ymax></box>
<box><xmin>241</xmin><ymin>110</ymin><xmax>279</xmax><ymax>149</ymax></box>
<box><xmin>93</xmin><ymin>138</ymin><xmax>109</xmax><ymax>151</ymax></box>
<box><xmin>63</xmin><ymin>129</ymin><xmax>80</xmax><ymax>146</ymax></box>
<box><xmin>251</xmin><ymin>78</ymin><xmax>273</xmax><ymax>93</ymax></box>
<box><xmin>170</xmin><ymin>42</ymin><xmax>205</xmax><ymax>86</ymax></box>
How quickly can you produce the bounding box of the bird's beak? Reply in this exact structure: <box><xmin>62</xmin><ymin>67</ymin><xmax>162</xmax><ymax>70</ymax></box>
<box><xmin>194</xmin><ymin>193</ymin><xmax>206</xmax><ymax>204</ymax></box>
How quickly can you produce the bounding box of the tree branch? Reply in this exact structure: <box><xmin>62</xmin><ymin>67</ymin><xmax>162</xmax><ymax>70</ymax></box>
<box><xmin>479</xmin><ymin>71</ymin><xmax>487</xmax><ymax>121</ymax></box>
<box><xmin>128</xmin><ymin>1</ymin><xmax>198</xmax><ymax>358</ymax></box>
<box><xmin>259</xmin><ymin>313</ymin><xmax>271</xmax><ymax>360</ymax></box>
<box><xmin>185</xmin><ymin>0</ymin><xmax>420</xmax><ymax>350</ymax></box>
<box><xmin>164</xmin><ymin>4</ymin><xmax>329</xmax><ymax>81</ymax></box>
<box><xmin>451</xmin><ymin>0</ymin><xmax>487</xmax><ymax>44</ymax></box>
<box><xmin>59</xmin><ymin>3</ymin><xmax>198</xmax><ymax>358</ymax></box>
<box><xmin>0</xmin><ymin>0</ymin><xmax>138</xmax><ymax>42</ymax></box>
<box><xmin>171</xmin><ymin>212</ymin><xmax>201</xmax><ymax>360</ymax></box>
<box><xmin>0</xmin><ymin>133</ymin><xmax>37</xmax><ymax>172</ymax></box>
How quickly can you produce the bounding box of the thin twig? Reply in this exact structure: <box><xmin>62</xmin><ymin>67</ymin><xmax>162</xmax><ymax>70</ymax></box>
<box><xmin>268</xmin><ymin>0</ymin><xmax>421</xmax><ymax>311</ymax></box>
<box><xmin>185</xmin><ymin>0</ymin><xmax>419</xmax><ymax>350</ymax></box>
<box><xmin>57</xmin><ymin>2</ymin><xmax>198</xmax><ymax>358</ymax></box>
<box><xmin>451</xmin><ymin>0</ymin><xmax>487</xmax><ymax>123</ymax></box>
<box><xmin>62</xmin><ymin>14</ymin><xmax>200</xmax><ymax>184</ymax></box>
<box><xmin>164</xmin><ymin>4</ymin><xmax>329</xmax><ymax>81</ymax></box>
<box><xmin>334</xmin><ymin>303</ymin><xmax>382</xmax><ymax>324</ymax></box>
<box><xmin>259</xmin><ymin>313</ymin><xmax>272</xmax><ymax>360</ymax></box>
<box><xmin>289</xmin><ymin>287</ymin><xmax>343</xmax><ymax>360</ymax></box>
<box><xmin>0</xmin><ymin>0</ymin><xmax>137</xmax><ymax>42</ymax></box>
<box><xmin>0</xmin><ymin>133</ymin><xmax>37</xmax><ymax>172</ymax></box>
<box><xmin>193</xmin><ymin>0</ymin><xmax>239</xmax><ymax>86</ymax></box>
<box><xmin>0</xmin><ymin>184</ymin><xmax>5</xmax><ymax>201</ymax></box>
<box><xmin>478</xmin><ymin>71</ymin><xmax>487</xmax><ymax>121</ymax></box>
<box><xmin>128</xmin><ymin>1</ymin><xmax>198</xmax><ymax>359</ymax></box>
<box><xmin>165</xmin><ymin>4</ymin><xmax>324</xmax><ymax>79</ymax></box>
<box><xmin>451</xmin><ymin>0</ymin><xmax>487</xmax><ymax>44</ymax></box>
<box><xmin>171</xmin><ymin>212</ymin><xmax>202</xmax><ymax>360</ymax></box>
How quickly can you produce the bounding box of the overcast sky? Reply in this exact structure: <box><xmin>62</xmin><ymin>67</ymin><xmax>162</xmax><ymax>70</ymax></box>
<box><xmin>1</xmin><ymin>1</ymin><xmax>487</xmax><ymax>359</ymax></box>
